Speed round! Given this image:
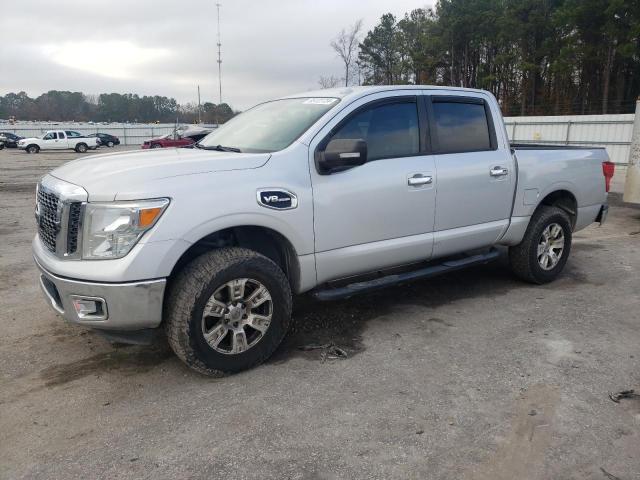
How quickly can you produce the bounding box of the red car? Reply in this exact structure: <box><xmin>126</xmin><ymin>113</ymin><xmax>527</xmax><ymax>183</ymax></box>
<box><xmin>141</xmin><ymin>127</ymin><xmax>213</xmax><ymax>149</ymax></box>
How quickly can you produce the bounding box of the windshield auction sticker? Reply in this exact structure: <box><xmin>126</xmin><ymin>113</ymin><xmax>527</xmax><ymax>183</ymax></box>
<box><xmin>303</xmin><ymin>98</ymin><xmax>339</xmax><ymax>105</ymax></box>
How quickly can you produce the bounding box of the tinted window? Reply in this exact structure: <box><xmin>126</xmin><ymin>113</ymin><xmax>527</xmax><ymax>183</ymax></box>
<box><xmin>58</xmin><ymin>132</ymin><xmax>66</xmax><ymax>139</ymax></box>
<box><xmin>332</xmin><ymin>101</ymin><xmax>419</xmax><ymax>161</ymax></box>
<box><xmin>432</xmin><ymin>101</ymin><xmax>491</xmax><ymax>153</ymax></box>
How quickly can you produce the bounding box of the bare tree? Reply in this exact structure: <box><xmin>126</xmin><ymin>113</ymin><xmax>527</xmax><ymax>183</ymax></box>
<box><xmin>330</xmin><ymin>19</ymin><xmax>363</xmax><ymax>87</ymax></box>
<box><xmin>318</xmin><ymin>75</ymin><xmax>342</xmax><ymax>89</ymax></box>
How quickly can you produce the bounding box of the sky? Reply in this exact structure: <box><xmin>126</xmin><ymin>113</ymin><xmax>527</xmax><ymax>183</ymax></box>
<box><xmin>0</xmin><ymin>0</ymin><xmax>430</xmax><ymax>110</ymax></box>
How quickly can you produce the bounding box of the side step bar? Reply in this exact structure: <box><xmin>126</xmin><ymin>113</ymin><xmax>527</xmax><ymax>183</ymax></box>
<box><xmin>312</xmin><ymin>249</ymin><xmax>501</xmax><ymax>301</ymax></box>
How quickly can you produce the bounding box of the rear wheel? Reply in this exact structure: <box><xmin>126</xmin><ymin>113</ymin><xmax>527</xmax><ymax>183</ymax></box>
<box><xmin>26</xmin><ymin>144</ymin><xmax>39</xmax><ymax>154</ymax></box>
<box><xmin>165</xmin><ymin>247</ymin><xmax>292</xmax><ymax>376</ymax></box>
<box><xmin>75</xmin><ymin>143</ymin><xmax>88</xmax><ymax>153</ymax></box>
<box><xmin>509</xmin><ymin>206</ymin><xmax>572</xmax><ymax>284</ymax></box>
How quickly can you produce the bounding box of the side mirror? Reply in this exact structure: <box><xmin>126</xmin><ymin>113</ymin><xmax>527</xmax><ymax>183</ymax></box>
<box><xmin>317</xmin><ymin>138</ymin><xmax>367</xmax><ymax>174</ymax></box>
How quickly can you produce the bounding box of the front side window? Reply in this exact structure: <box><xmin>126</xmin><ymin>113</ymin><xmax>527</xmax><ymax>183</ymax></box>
<box><xmin>331</xmin><ymin>100</ymin><xmax>419</xmax><ymax>161</ymax></box>
<box><xmin>43</xmin><ymin>132</ymin><xmax>56</xmax><ymax>140</ymax></box>
<box><xmin>199</xmin><ymin>97</ymin><xmax>339</xmax><ymax>153</ymax></box>
<box><xmin>432</xmin><ymin>100</ymin><xmax>492</xmax><ymax>153</ymax></box>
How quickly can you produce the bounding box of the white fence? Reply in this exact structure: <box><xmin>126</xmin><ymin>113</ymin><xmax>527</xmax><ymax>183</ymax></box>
<box><xmin>0</xmin><ymin>123</ymin><xmax>217</xmax><ymax>146</ymax></box>
<box><xmin>504</xmin><ymin>114</ymin><xmax>634</xmax><ymax>165</ymax></box>
<box><xmin>2</xmin><ymin>115</ymin><xmax>635</xmax><ymax>164</ymax></box>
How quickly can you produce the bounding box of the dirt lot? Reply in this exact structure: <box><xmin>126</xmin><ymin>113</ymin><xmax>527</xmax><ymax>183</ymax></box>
<box><xmin>1</xmin><ymin>146</ymin><xmax>639</xmax><ymax>480</ymax></box>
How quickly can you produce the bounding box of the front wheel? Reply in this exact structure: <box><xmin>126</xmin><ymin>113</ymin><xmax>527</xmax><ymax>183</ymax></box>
<box><xmin>151</xmin><ymin>143</ymin><xmax>162</xmax><ymax>149</ymax></box>
<box><xmin>165</xmin><ymin>247</ymin><xmax>292</xmax><ymax>376</ymax></box>
<box><xmin>26</xmin><ymin>145</ymin><xmax>40</xmax><ymax>154</ymax></box>
<box><xmin>107</xmin><ymin>141</ymin><xmax>114</xmax><ymax>147</ymax></box>
<box><xmin>509</xmin><ymin>206</ymin><xmax>572</xmax><ymax>284</ymax></box>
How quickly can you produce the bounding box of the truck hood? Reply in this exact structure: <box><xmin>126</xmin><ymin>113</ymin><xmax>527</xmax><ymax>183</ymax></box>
<box><xmin>49</xmin><ymin>147</ymin><xmax>271</xmax><ymax>201</ymax></box>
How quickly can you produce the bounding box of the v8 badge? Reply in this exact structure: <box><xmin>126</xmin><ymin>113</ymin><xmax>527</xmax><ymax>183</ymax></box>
<box><xmin>257</xmin><ymin>189</ymin><xmax>298</xmax><ymax>210</ymax></box>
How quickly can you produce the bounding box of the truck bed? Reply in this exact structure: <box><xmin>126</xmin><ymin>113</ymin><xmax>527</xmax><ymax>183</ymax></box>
<box><xmin>511</xmin><ymin>143</ymin><xmax>606</xmax><ymax>150</ymax></box>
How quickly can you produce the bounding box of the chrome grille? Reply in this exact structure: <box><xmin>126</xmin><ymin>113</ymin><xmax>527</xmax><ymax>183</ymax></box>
<box><xmin>37</xmin><ymin>187</ymin><xmax>60</xmax><ymax>252</ymax></box>
<box><xmin>66</xmin><ymin>202</ymin><xmax>82</xmax><ymax>254</ymax></box>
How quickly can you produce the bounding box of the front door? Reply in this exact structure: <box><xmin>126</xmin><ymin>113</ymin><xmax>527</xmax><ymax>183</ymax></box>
<box><xmin>54</xmin><ymin>131</ymin><xmax>68</xmax><ymax>149</ymax></box>
<box><xmin>309</xmin><ymin>94</ymin><xmax>436</xmax><ymax>284</ymax></box>
<box><xmin>42</xmin><ymin>132</ymin><xmax>58</xmax><ymax>149</ymax></box>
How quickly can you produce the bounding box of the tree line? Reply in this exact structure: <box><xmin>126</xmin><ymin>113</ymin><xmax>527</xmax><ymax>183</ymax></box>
<box><xmin>0</xmin><ymin>90</ymin><xmax>236</xmax><ymax>124</ymax></box>
<box><xmin>330</xmin><ymin>0</ymin><xmax>640</xmax><ymax>116</ymax></box>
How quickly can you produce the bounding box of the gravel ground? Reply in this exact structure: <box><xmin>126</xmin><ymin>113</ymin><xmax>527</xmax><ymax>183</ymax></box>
<box><xmin>1</xmin><ymin>146</ymin><xmax>639</xmax><ymax>480</ymax></box>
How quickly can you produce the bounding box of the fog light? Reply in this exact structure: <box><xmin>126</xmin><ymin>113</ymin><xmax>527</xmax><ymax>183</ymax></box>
<box><xmin>70</xmin><ymin>295</ymin><xmax>108</xmax><ymax>320</ymax></box>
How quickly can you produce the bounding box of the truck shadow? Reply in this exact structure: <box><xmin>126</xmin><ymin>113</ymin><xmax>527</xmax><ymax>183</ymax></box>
<box><xmin>270</xmin><ymin>259</ymin><xmax>521</xmax><ymax>364</ymax></box>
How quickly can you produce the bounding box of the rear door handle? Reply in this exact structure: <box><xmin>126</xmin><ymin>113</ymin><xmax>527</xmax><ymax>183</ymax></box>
<box><xmin>408</xmin><ymin>174</ymin><xmax>433</xmax><ymax>186</ymax></box>
<box><xmin>490</xmin><ymin>166</ymin><xmax>508</xmax><ymax>177</ymax></box>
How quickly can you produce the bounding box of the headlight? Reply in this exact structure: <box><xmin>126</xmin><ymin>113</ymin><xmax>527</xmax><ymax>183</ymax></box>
<box><xmin>82</xmin><ymin>198</ymin><xmax>169</xmax><ymax>259</ymax></box>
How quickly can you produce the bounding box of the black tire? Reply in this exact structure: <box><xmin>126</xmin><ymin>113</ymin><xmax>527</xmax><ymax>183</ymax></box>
<box><xmin>0</xmin><ymin>143</ymin><xmax>4</xmax><ymax>150</ymax></box>
<box><xmin>151</xmin><ymin>143</ymin><xmax>162</xmax><ymax>149</ymax></box>
<box><xmin>26</xmin><ymin>144</ymin><xmax>39</xmax><ymax>154</ymax></box>
<box><xmin>107</xmin><ymin>141</ymin><xmax>114</xmax><ymax>148</ymax></box>
<box><xmin>165</xmin><ymin>247</ymin><xmax>292</xmax><ymax>376</ymax></box>
<box><xmin>509</xmin><ymin>206</ymin><xmax>572</xmax><ymax>284</ymax></box>
<box><xmin>75</xmin><ymin>143</ymin><xmax>88</xmax><ymax>153</ymax></box>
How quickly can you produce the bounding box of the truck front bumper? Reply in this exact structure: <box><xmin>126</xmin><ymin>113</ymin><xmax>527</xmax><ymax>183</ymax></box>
<box><xmin>34</xmin><ymin>256</ymin><xmax>166</xmax><ymax>331</ymax></box>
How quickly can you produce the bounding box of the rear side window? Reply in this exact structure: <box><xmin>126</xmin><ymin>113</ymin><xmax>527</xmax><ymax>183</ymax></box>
<box><xmin>332</xmin><ymin>100</ymin><xmax>419</xmax><ymax>161</ymax></box>
<box><xmin>58</xmin><ymin>132</ymin><xmax>66</xmax><ymax>139</ymax></box>
<box><xmin>432</xmin><ymin>100</ymin><xmax>492</xmax><ymax>153</ymax></box>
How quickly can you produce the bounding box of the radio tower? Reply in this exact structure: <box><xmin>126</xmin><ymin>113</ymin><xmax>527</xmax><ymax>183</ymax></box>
<box><xmin>216</xmin><ymin>3</ymin><xmax>223</xmax><ymax>108</ymax></box>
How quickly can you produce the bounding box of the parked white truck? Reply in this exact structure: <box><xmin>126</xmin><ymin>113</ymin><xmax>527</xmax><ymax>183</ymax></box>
<box><xmin>18</xmin><ymin>130</ymin><xmax>99</xmax><ymax>153</ymax></box>
<box><xmin>33</xmin><ymin>86</ymin><xmax>612</xmax><ymax>376</ymax></box>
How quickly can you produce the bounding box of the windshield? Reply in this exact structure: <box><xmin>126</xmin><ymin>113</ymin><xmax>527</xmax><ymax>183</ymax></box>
<box><xmin>199</xmin><ymin>97</ymin><xmax>339</xmax><ymax>152</ymax></box>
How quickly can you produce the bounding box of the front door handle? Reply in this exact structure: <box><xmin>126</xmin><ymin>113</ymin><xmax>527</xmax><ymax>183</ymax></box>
<box><xmin>490</xmin><ymin>166</ymin><xmax>509</xmax><ymax>177</ymax></box>
<box><xmin>408</xmin><ymin>174</ymin><xmax>433</xmax><ymax>186</ymax></box>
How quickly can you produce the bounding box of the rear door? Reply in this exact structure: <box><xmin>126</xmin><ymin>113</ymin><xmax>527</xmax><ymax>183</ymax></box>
<box><xmin>309</xmin><ymin>92</ymin><xmax>437</xmax><ymax>283</ymax></box>
<box><xmin>425</xmin><ymin>93</ymin><xmax>515</xmax><ymax>258</ymax></box>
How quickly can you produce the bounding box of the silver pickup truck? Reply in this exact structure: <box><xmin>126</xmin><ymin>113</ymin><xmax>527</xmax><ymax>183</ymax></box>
<box><xmin>33</xmin><ymin>86</ymin><xmax>612</xmax><ymax>376</ymax></box>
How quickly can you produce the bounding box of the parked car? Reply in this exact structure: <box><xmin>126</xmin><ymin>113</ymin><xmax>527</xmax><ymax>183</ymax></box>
<box><xmin>141</xmin><ymin>126</ymin><xmax>212</xmax><ymax>149</ymax></box>
<box><xmin>0</xmin><ymin>132</ymin><xmax>24</xmax><ymax>148</ymax></box>
<box><xmin>18</xmin><ymin>130</ymin><xmax>99</xmax><ymax>153</ymax></box>
<box><xmin>88</xmin><ymin>133</ymin><xmax>120</xmax><ymax>148</ymax></box>
<box><xmin>33</xmin><ymin>86</ymin><xmax>612</xmax><ymax>376</ymax></box>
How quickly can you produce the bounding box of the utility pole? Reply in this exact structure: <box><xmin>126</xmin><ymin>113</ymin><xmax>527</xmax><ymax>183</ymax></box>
<box><xmin>197</xmin><ymin>85</ymin><xmax>202</xmax><ymax>124</ymax></box>
<box><xmin>215</xmin><ymin>2</ymin><xmax>222</xmax><ymax>126</ymax></box>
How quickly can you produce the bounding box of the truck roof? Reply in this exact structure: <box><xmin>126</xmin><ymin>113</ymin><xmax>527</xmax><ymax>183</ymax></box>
<box><xmin>283</xmin><ymin>85</ymin><xmax>490</xmax><ymax>103</ymax></box>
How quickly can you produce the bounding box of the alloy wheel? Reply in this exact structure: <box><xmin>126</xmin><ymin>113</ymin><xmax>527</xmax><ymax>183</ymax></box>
<box><xmin>201</xmin><ymin>278</ymin><xmax>273</xmax><ymax>354</ymax></box>
<box><xmin>537</xmin><ymin>223</ymin><xmax>565</xmax><ymax>270</ymax></box>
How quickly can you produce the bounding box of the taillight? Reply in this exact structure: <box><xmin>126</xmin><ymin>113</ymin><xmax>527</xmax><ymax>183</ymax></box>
<box><xmin>602</xmin><ymin>161</ymin><xmax>615</xmax><ymax>193</ymax></box>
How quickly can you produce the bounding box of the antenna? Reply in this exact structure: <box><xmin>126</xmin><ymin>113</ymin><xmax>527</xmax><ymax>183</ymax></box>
<box><xmin>216</xmin><ymin>2</ymin><xmax>222</xmax><ymax>107</ymax></box>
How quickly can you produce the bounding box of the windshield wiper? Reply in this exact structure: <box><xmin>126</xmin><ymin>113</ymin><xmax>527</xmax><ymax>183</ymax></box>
<box><xmin>197</xmin><ymin>144</ymin><xmax>241</xmax><ymax>153</ymax></box>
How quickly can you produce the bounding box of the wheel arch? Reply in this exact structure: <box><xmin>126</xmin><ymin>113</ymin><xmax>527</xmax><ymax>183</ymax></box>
<box><xmin>168</xmin><ymin>225</ymin><xmax>302</xmax><ymax>294</ymax></box>
<box><xmin>534</xmin><ymin>189</ymin><xmax>578</xmax><ymax>229</ymax></box>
